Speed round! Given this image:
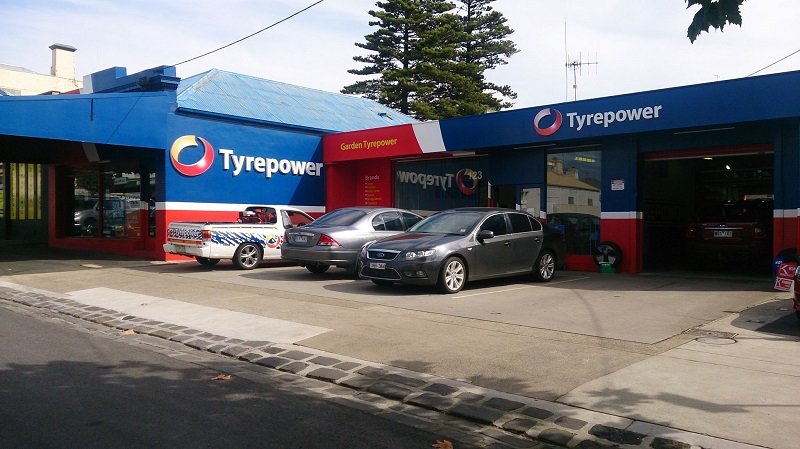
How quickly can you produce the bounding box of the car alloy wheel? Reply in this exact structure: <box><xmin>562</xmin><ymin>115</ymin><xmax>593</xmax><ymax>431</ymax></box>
<box><xmin>233</xmin><ymin>243</ymin><xmax>262</xmax><ymax>270</ymax></box>
<box><xmin>438</xmin><ymin>257</ymin><xmax>466</xmax><ymax>294</ymax></box>
<box><xmin>533</xmin><ymin>250</ymin><xmax>555</xmax><ymax>282</ymax></box>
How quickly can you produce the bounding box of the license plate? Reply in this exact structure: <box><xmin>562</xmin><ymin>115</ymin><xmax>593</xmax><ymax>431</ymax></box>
<box><xmin>294</xmin><ymin>235</ymin><xmax>308</xmax><ymax>243</ymax></box>
<box><xmin>369</xmin><ymin>262</ymin><xmax>386</xmax><ymax>270</ymax></box>
<box><xmin>713</xmin><ymin>230</ymin><xmax>733</xmax><ymax>238</ymax></box>
<box><xmin>173</xmin><ymin>244</ymin><xmax>185</xmax><ymax>252</ymax></box>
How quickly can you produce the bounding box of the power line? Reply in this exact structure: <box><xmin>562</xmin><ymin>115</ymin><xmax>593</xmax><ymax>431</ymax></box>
<box><xmin>746</xmin><ymin>47</ymin><xmax>800</xmax><ymax>77</ymax></box>
<box><xmin>172</xmin><ymin>0</ymin><xmax>325</xmax><ymax>67</ymax></box>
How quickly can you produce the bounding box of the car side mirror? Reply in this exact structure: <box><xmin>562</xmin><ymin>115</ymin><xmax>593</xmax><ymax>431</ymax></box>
<box><xmin>477</xmin><ymin>229</ymin><xmax>494</xmax><ymax>241</ymax></box>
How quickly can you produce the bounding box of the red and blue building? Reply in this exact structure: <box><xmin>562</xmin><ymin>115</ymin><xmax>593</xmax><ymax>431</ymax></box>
<box><xmin>2</xmin><ymin>64</ymin><xmax>800</xmax><ymax>273</ymax></box>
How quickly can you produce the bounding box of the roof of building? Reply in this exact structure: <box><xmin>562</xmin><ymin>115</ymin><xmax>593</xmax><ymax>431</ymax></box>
<box><xmin>0</xmin><ymin>63</ymin><xmax>38</xmax><ymax>74</ymax></box>
<box><xmin>176</xmin><ymin>69</ymin><xmax>416</xmax><ymax>133</ymax></box>
<box><xmin>546</xmin><ymin>171</ymin><xmax>599</xmax><ymax>191</ymax></box>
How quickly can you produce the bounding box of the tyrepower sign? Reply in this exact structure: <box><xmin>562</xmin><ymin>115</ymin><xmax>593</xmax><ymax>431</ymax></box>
<box><xmin>533</xmin><ymin>105</ymin><xmax>663</xmax><ymax>136</ymax></box>
<box><xmin>170</xmin><ymin>135</ymin><xmax>323</xmax><ymax>179</ymax></box>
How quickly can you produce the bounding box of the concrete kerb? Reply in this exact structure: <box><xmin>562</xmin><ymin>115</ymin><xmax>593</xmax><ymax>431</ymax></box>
<box><xmin>0</xmin><ymin>281</ymin><xmax>766</xmax><ymax>449</ymax></box>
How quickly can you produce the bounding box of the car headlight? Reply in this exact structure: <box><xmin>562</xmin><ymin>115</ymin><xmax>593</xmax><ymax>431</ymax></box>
<box><xmin>404</xmin><ymin>249</ymin><xmax>435</xmax><ymax>260</ymax></box>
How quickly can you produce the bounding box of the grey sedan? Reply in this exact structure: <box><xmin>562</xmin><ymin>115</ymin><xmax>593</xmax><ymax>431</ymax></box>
<box><xmin>281</xmin><ymin>207</ymin><xmax>423</xmax><ymax>275</ymax></box>
<box><xmin>359</xmin><ymin>208</ymin><xmax>564</xmax><ymax>294</ymax></box>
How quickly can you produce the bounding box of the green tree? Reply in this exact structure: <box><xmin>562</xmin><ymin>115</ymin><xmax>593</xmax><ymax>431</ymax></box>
<box><xmin>454</xmin><ymin>0</ymin><xmax>518</xmax><ymax>111</ymax></box>
<box><xmin>686</xmin><ymin>0</ymin><xmax>745</xmax><ymax>43</ymax></box>
<box><xmin>342</xmin><ymin>0</ymin><xmax>456</xmax><ymax>118</ymax></box>
<box><xmin>343</xmin><ymin>0</ymin><xmax>518</xmax><ymax>120</ymax></box>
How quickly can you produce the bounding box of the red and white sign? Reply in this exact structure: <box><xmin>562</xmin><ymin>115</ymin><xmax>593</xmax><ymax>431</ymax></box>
<box><xmin>774</xmin><ymin>262</ymin><xmax>796</xmax><ymax>292</ymax></box>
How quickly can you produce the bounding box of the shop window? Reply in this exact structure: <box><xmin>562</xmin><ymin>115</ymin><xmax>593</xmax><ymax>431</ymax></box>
<box><xmin>546</xmin><ymin>151</ymin><xmax>601</xmax><ymax>256</ymax></box>
<box><xmin>7</xmin><ymin>163</ymin><xmax>42</xmax><ymax>221</ymax></box>
<box><xmin>395</xmin><ymin>157</ymin><xmax>488</xmax><ymax>216</ymax></box>
<box><xmin>68</xmin><ymin>166</ymin><xmax>143</xmax><ymax>238</ymax></box>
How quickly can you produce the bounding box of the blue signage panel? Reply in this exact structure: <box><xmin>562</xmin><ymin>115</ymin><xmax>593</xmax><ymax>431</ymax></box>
<box><xmin>164</xmin><ymin>114</ymin><xmax>325</xmax><ymax>207</ymax></box>
<box><xmin>439</xmin><ymin>71</ymin><xmax>800</xmax><ymax>151</ymax></box>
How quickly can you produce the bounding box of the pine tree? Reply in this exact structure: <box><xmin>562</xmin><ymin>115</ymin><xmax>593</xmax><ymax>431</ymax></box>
<box><xmin>342</xmin><ymin>0</ymin><xmax>457</xmax><ymax>118</ymax></box>
<box><xmin>343</xmin><ymin>0</ymin><xmax>518</xmax><ymax>120</ymax></box>
<box><xmin>455</xmin><ymin>0</ymin><xmax>518</xmax><ymax>110</ymax></box>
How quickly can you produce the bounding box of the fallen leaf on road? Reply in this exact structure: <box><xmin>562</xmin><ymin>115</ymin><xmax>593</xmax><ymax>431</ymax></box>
<box><xmin>211</xmin><ymin>374</ymin><xmax>233</xmax><ymax>381</ymax></box>
<box><xmin>432</xmin><ymin>440</ymin><xmax>453</xmax><ymax>449</ymax></box>
<box><xmin>120</xmin><ymin>329</ymin><xmax>136</xmax><ymax>335</ymax></box>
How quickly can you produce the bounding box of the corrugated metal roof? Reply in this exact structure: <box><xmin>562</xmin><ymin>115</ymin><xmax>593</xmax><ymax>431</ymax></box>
<box><xmin>176</xmin><ymin>69</ymin><xmax>416</xmax><ymax>132</ymax></box>
<box><xmin>0</xmin><ymin>63</ymin><xmax>39</xmax><ymax>74</ymax></box>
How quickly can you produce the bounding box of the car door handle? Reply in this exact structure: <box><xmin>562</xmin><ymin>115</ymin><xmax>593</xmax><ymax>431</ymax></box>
<box><xmin>504</xmin><ymin>241</ymin><xmax>511</xmax><ymax>246</ymax></box>
<box><xmin>534</xmin><ymin>237</ymin><xmax>542</xmax><ymax>242</ymax></box>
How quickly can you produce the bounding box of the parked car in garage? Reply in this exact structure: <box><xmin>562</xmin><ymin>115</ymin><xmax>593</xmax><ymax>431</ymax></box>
<box><xmin>74</xmin><ymin>196</ymin><xmax>141</xmax><ymax>237</ymax></box>
<box><xmin>359</xmin><ymin>207</ymin><xmax>565</xmax><ymax>294</ymax></box>
<box><xmin>686</xmin><ymin>199</ymin><xmax>772</xmax><ymax>268</ymax></box>
<box><xmin>281</xmin><ymin>206</ymin><xmax>423</xmax><ymax>275</ymax></box>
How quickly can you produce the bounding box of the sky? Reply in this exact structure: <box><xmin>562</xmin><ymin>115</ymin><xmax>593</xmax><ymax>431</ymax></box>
<box><xmin>1</xmin><ymin>0</ymin><xmax>798</xmax><ymax>109</ymax></box>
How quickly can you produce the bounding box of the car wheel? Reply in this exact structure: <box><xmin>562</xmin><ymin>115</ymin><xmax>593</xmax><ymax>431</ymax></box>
<box><xmin>437</xmin><ymin>257</ymin><xmax>466</xmax><ymax>294</ymax></box>
<box><xmin>351</xmin><ymin>260</ymin><xmax>363</xmax><ymax>280</ymax></box>
<box><xmin>233</xmin><ymin>243</ymin><xmax>262</xmax><ymax>270</ymax></box>
<box><xmin>306</xmin><ymin>264</ymin><xmax>330</xmax><ymax>274</ymax></box>
<box><xmin>371</xmin><ymin>279</ymin><xmax>394</xmax><ymax>286</ymax></box>
<box><xmin>532</xmin><ymin>250</ymin><xmax>555</xmax><ymax>282</ymax></box>
<box><xmin>195</xmin><ymin>256</ymin><xmax>221</xmax><ymax>267</ymax></box>
<box><xmin>83</xmin><ymin>218</ymin><xmax>97</xmax><ymax>236</ymax></box>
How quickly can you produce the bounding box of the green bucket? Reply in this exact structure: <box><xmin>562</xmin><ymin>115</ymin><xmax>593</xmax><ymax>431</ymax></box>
<box><xmin>599</xmin><ymin>263</ymin><xmax>616</xmax><ymax>274</ymax></box>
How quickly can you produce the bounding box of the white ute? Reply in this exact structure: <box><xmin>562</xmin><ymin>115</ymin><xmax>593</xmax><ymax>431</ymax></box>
<box><xmin>163</xmin><ymin>205</ymin><xmax>314</xmax><ymax>269</ymax></box>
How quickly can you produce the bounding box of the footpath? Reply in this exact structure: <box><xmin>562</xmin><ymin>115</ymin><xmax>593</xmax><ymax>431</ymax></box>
<box><xmin>0</xmin><ymin>279</ymin><xmax>777</xmax><ymax>449</ymax></box>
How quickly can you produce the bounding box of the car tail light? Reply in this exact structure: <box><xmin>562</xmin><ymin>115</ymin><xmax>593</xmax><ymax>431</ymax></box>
<box><xmin>317</xmin><ymin>234</ymin><xmax>341</xmax><ymax>247</ymax></box>
<box><xmin>686</xmin><ymin>224</ymin><xmax>696</xmax><ymax>239</ymax></box>
<box><xmin>754</xmin><ymin>226</ymin><xmax>767</xmax><ymax>239</ymax></box>
<box><xmin>201</xmin><ymin>230</ymin><xmax>212</xmax><ymax>240</ymax></box>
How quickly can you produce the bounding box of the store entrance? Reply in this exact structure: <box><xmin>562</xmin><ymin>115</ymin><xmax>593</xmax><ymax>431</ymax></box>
<box><xmin>640</xmin><ymin>150</ymin><xmax>774</xmax><ymax>275</ymax></box>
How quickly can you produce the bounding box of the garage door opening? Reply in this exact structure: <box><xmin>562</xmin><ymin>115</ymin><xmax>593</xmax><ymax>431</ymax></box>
<box><xmin>640</xmin><ymin>150</ymin><xmax>773</xmax><ymax>275</ymax></box>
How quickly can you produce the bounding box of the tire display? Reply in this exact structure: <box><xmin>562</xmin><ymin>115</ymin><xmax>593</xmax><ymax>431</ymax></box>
<box><xmin>593</xmin><ymin>241</ymin><xmax>622</xmax><ymax>269</ymax></box>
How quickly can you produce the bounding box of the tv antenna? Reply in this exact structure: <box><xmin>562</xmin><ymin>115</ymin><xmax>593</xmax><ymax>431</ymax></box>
<box><xmin>564</xmin><ymin>22</ymin><xmax>599</xmax><ymax>101</ymax></box>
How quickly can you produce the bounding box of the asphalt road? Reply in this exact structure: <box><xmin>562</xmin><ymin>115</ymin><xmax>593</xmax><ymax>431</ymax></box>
<box><xmin>0</xmin><ymin>303</ymin><xmax>465</xmax><ymax>449</ymax></box>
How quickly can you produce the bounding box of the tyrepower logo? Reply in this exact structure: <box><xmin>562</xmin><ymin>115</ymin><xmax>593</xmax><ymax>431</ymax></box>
<box><xmin>396</xmin><ymin>168</ymin><xmax>482</xmax><ymax>196</ymax></box>
<box><xmin>169</xmin><ymin>136</ymin><xmax>323</xmax><ymax>179</ymax></box>
<box><xmin>533</xmin><ymin>108</ymin><xmax>563</xmax><ymax>136</ymax></box>
<box><xmin>533</xmin><ymin>105</ymin><xmax>663</xmax><ymax>136</ymax></box>
<box><xmin>170</xmin><ymin>135</ymin><xmax>215</xmax><ymax>176</ymax></box>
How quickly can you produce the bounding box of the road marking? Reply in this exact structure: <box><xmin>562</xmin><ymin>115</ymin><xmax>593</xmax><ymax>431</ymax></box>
<box><xmin>453</xmin><ymin>276</ymin><xmax>590</xmax><ymax>299</ymax></box>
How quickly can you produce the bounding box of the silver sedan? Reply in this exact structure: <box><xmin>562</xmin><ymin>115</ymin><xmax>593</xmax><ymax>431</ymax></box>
<box><xmin>281</xmin><ymin>207</ymin><xmax>422</xmax><ymax>275</ymax></box>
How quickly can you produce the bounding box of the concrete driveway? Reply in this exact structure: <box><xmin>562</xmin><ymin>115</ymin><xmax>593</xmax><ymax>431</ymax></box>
<box><xmin>164</xmin><ymin>262</ymin><xmax>775</xmax><ymax>344</ymax></box>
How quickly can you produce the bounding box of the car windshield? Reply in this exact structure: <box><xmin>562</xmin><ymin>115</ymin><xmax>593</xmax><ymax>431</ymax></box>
<box><xmin>312</xmin><ymin>208</ymin><xmax>367</xmax><ymax>226</ymax></box>
<box><xmin>409</xmin><ymin>211</ymin><xmax>485</xmax><ymax>235</ymax></box>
